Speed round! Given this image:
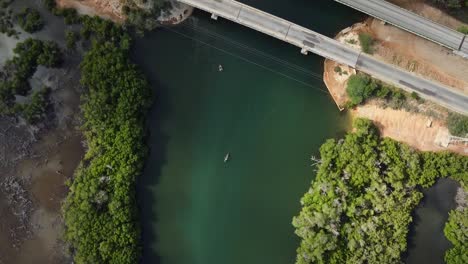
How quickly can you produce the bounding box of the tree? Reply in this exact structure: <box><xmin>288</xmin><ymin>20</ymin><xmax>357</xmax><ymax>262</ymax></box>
<box><xmin>447</xmin><ymin>112</ymin><xmax>468</xmax><ymax>137</ymax></box>
<box><xmin>358</xmin><ymin>33</ymin><xmax>374</xmax><ymax>54</ymax></box>
<box><xmin>293</xmin><ymin>118</ymin><xmax>468</xmax><ymax>264</ymax></box>
<box><xmin>65</xmin><ymin>30</ymin><xmax>79</xmax><ymax>50</ymax></box>
<box><xmin>63</xmin><ymin>18</ymin><xmax>151</xmax><ymax>263</ymax></box>
<box><xmin>16</xmin><ymin>8</ymin><xmax>44</xmax><ymax>33</ymax></box>
<box><xmin>346</xmin><ymin>74</ymin><xmax>377</xmax><ymax>106</ymax></box>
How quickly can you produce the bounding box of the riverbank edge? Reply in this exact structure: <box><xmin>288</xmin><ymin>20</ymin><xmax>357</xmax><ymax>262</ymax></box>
<box><xmin>322</xmin><ymin>19</ymin><xmax>467</xmax><ymax>155</ymax></box>
<box><xmin>60</xmin><ymin>16</ymin><xmax>153</xmax><ymax>263</ymax></box>
<box><xmin>321</xmin><ymin>9</ymin><xmax>467</xmax><ymax>264</ymax></box>
<box><xmin>292</xmin><ymin>118</ymin><xmax>468</xmax><ymax>263</ymax></box>
<box><xmin>56</xmin><ymin>0</ymin><xmax>193</xmax><ymax>25</ymax></box>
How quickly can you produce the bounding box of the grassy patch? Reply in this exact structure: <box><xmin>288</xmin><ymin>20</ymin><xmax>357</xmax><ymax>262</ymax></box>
<box><xmin>358</xmin><ymin>32</ymin><xmax>374</xmax><ymax>54</ymax></box>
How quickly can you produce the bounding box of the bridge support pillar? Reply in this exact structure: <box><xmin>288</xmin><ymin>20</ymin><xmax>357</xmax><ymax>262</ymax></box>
<box><xmin>211</xmin><ymin>13</ymin><xmax>218</xmax><ymax>20</ymax></box>
<box><xmin>300</xmin><ymin>48</ymin><xmax>308</xmax><ymax>55</ymax></box>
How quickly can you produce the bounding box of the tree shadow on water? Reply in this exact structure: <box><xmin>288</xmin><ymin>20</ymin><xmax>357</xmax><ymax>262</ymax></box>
<box><xmin>136</xmin><ymin>75</ymin><xmax>170</xmax><ymax>264</ymax></box>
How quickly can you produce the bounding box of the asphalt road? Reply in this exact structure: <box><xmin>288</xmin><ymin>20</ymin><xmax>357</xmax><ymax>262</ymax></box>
<box><xmin>335</xmin><ymin>0</ymin><xmax>468</xmax><ymax>55</ymax></box>
<box><xmin>178</xmin><ymin>0</ymin><xmax>468</xmax><ymax>114</ymax></box>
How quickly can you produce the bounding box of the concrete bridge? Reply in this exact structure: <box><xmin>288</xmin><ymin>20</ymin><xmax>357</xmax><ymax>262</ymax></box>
<box><xmin>177</xmin><ymin>0</ymin><xmax>468</xmax><ymax>115</ymax></box>
<box><xmin>335</xmin><ymin>0</ymin><xmax>468</xmax><ymax>58</ymax></box>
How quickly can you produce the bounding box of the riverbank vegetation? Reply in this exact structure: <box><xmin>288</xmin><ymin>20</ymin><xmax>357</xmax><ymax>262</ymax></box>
<box><xmin>62</xmin><ymin>16</ymin><xmax>151</xmax><ymax>263</ymax></box>
<box><xmin>346</xmin><ymin>73</ymin><xmax>409</xmax><ymax>108</ymax></box>
<box><xmin>447</xmin><ymin>113</ymin><xmax>468</xmax><ymax>137</ymax></box>
<box><xmin>16</xmin><ymin>7</ymin><xmax>44</xmax><ymax>33</ymax></box>
<box><xmin>457</xmin><ymin>25</ymin><xmax>468</xmax><ymax>34</ymax></box>
<box><xmin>293</xmin><ymin>118</ymin><xmax>467</xmax><ymax>264</ymax></box>
<box><xmin>443</xmin><ymin>184</ymin><xmax>467</xmax><ymax>264</ymax></box>
<box><xmin>358</xmin><ymin>33</ymin><xmax>374</xmax><ymax>54</ymax></box>
<box><xmin>0</xmin><ymin>0</ymin><xmax>19</xmax><ymax>37</ymax></box>
<box><xmin>0</xmin><ymin>38</ymin><xmax>62</xmax><ymax>122</ymax></box>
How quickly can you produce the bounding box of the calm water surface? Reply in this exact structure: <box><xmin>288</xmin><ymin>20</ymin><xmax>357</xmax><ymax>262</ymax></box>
<box><xmin>133</xmin><ymin>1</ymin><xmax>455</xmax><ymax>263</ymax></box>
<box><xmin>406</xmin><ymin>179</ymin><xmax>459</xmax><ymax>264</ymax></box>
<box><xmin>135</xmin><ymin>1</ymin><xmax>359</xmax><ymax>263</ymax></box>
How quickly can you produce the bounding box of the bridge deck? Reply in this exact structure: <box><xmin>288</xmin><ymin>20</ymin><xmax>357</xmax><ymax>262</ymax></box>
<box><xmin>177</xmin><ymin>0</ymin><xmax>468</xmax><ymax>115</ymax></box>
<box><xmin>335</xmin><ymin>0</ymin><xmax>468</xmax><ymax>56</ymax></box>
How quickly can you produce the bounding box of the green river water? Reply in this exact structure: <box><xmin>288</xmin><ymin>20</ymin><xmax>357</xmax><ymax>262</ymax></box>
<box><xmin>133</xmin><ymin>1</ymin><xmax>456</xmax><ymax>263</ymax></box>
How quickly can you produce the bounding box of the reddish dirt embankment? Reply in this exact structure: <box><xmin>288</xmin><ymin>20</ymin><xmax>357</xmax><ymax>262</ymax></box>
<box><xmin>57</xmin><ymin>0</ymin><xmax>126</xmax><ymax>22</ymax></box>
<box><xmin>323</xmin><ymin>16</ymin><xmax>468</xmax><ymax>155</ymax></box>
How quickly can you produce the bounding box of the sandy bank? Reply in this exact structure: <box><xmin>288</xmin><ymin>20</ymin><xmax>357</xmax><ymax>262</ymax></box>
<box><xmin>323</xmin><ymin>16</ymin><xmax>468</xmax><ymax>155</ymax></box>
<box><xmin>57</xmin><ymin>0</ymin><xmax>126</xmax><ymax>22</ymax></box>
<box><xmin>56</xmin><ymin>0</ymin><xmax>193</xmax><ymax>25</ymax></box>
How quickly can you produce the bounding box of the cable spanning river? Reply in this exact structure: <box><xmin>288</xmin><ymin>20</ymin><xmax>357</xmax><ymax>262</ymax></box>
<box><xmin>133</xmin><ymin>1</ymin><xmax>455</xmax><ymax>263</ymax></box>
<box><xmin>134</xmin><ymin>1</ymin><xmax>358</xmax><ymax>262</ymax></box>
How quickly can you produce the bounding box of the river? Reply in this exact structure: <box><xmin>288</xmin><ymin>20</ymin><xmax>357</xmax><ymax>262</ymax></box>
<box><xmin>132</xmin><ymin>1</ymin><xmax>455</xmax><ymax>264</ymax></box>
<box><xmin>134</xmin><ymin>1</ymin><xmax>361</xmax><ymax>263</ymax></box>
<box><xmin>405</xmin><ymin>179</ymin><xmax>459</xmax><ymax>264</ymax></box>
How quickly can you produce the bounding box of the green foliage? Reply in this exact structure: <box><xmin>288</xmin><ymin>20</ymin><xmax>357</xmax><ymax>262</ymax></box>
<box><xmin>345</xmin><ymin>73</ymin><xmax>415</xmax><ymax>109</ymax></box>
<box><xmin>63</xmin><ymin>19</ymin><xmax>151</xmax><ymax>264</ymax></box>
<box><xmin>65</xmin><ymin>30</ymin><xmax>79</xmax><ymax>50</ymax></box>
<box><xmin>16</xmin><ymin>8</ymin><xmax>44</xmax><ymax>33</ymax></box>
<box><xmin>346</xmin><ymin>74</ymin><xmax>377</xmax><ymax>106</ymax></box>
<box><xmin>358</xmin><ymin>33</ymin><xmax>374</xmax><ymax>54</ymax></box>
<box><xmin>458</xmin><ymin>25</ymin><xmax>468</xmax><ymax>34</ymax></box>
<box><xmin>0</xmin><ymin>0</ymin><xmax>18</xmax><ymax>37</ymax></box>
<box><xmin>43</xmin><ymin>0</ymin><xmax>57</xmax><ymax>11</ymax></box>
<box><xmin>58</xmin><ymin>8</ymin><xmax>81</xmax><ymax>25</ymax></box>
<box><xmin>1</xmin><ymin>38</ymin><xmax>62</xmax><ymax>116</ymax></box>
<box><xmin>293</xmin><ymin>118</ymin><xmax>468</xmax><ymax>264</ymax></box>
<box><xmin>80</xmin><ymin>15</ymin><xmax>130</xmax><ymax>48</ymax></box>
<box><xmin>447</xmin><ymin>112</ymin><xmax>468</xmax><ymax>137</ymax></box>
<box><xmin>18</xmin><ymin>87</ymin><xmax>51</xmax><ymax>123</ymax></box>
<box><xmin>410</xmin><ymin>91</ymin><xmax>420</xmax><ymax>101</ymax></box>
<box><xmin>334</xmin><ymin>66</ymin><xmax>342</xmax><ymax>74</ymax></box>
<box><xmin>444</xmin><ymin>185</ymin><xmax>468</xmax><ymax>264</ymax></box>
<box><xmin>431</xmin><ymin>0</ymin><xmax>463</xmax><ymax>8</ymax></box>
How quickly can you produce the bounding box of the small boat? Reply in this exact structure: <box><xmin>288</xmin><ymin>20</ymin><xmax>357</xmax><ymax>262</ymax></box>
<box><xmin>218</xmin><ymin>64</ymin><xmax>223</xmax><ymax>72</ymax></box>
<box><xmin>224</xmin><ymin>153</ymin><xmax>230</xmax><ymax>163</ymax></box>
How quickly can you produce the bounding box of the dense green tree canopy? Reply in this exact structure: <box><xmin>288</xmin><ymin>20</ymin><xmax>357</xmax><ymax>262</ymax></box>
<box><xmin>0</xmin><ymin>38</ymin><xmax>61</xmax><ymax>119</ymax></box>
<box><xmin>16</xmin><ymin>8</ymin><xmax>44</xmax><ymax>33</ymax></box>
<box><xmin>293</xmin><ymin>118</ymin><xmax>468</xmax><ymax>264</ymax></box>
<box><xmin>63</xmin><ymin>19</ymin><xmax>151</xmax><ymax>263</ymax></box>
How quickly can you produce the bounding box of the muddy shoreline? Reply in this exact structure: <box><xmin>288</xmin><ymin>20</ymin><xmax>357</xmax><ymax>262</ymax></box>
<box><xmin>0</xmin><ymin>0</ymin><xmax>85</xmax><ymax>262</ymax></box>
<box><xmin>0</xmin><ymin>60</ymin><xmax>85</xmax><ymax>263</ymax></box>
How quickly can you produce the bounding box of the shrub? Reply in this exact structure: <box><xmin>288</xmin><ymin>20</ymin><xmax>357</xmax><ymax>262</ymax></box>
<box><xmin>16</xmin><ymin>8</ymin><xmax>44</xmax><ymax>33</ymax></box>
<box><xmin>334</xmin><ymin>66</ymin><xmax>342</xmax><ymax>74</ymax></box>
<box><xmin>457</xmin><ymin>25</ymin><xmax>468</xmax><ymax>34</ymax></box>
<box><xmin>61</xmin><ymin>8</ymin><xmax>81</xmax><ymax>24</ymax></box>
<box><xmin>65</xmin><ymin>30</ymin><xmax>79</xmax><ymax>50</ymax></box>
<box><xmin>0</xmin><ymin>38</ymin><xmax>62</xmax><ymax>113</ymax></box>
<box><xmin>63</xmin><ymin>18</ymin><xmax>150</xmax><ymax>263</ymax></box>
<box><xmin>293</xmin><ymin>118</ymin><xmax>468</xmax><ymax>264</ymax></box>
<box><xmin>410</xmin><ymin>91</ymin><xmax>421</xmax><ymax>101</ymax></box>
<box><xmin>447</xmin><ymin>112</ymin><xmax>468</xmax><ymax>137</ymax></box>
<box><xmin>358</xmin><ymin>32</ymin><xmax>374</xmax><ymax>54</ymax></box>
<box><xmin>20</xmin><ymin>87</ymin><xmax>51</xmax><ymax>123</ymax></box>
<box><xmin>346</xmin><ymin>74</ymin><xmax>377</xmax><ymax>106</ymax></box>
